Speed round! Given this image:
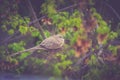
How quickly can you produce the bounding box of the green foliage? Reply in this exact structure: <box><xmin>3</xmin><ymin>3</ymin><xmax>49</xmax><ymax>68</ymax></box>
<box><xmin>29</xmin><ymin>26</ymin><xmax>40</xmax><ymax>37</ymax></box>
<box><xmin>70</xmin><ymin>32</ymin><xmax>79</xmax><ymax>44</ymax></box>
<box><xmin>93</xmin><ymin>12</ymin><xmax>102</xmax><ymax>20</ymax></box>
<box><xmin>10</xmin><ymin>15</ymin><xmax>29</xmax><ymax>29</ymax></box>
<box><xmin>8</xmin><ymin>41</ymin><xmax>26</xmax><ymax>52</ymax></box>
<box><xmin>49</xmin><ymin>10</ymin><xmax>83</xmax><ymax>46</ymax></box>
<box><xmin>24</xmin><ymin>17</ymin><xmax>30</xmax><ymax>24</ymax></box>
<box><xmin>10</xmin><ymin>15</ymin><xmax>20</xmax><ymax>29</ymax></box>
<box><xmin>56</xmin><ymin>53</ymin><xmax>67</xmax><ymax>61</ymax></box>
<box><xmin>6</xmin><ymin>57</ymin><xmax>18</xmax><ymax>63</ymax></box>
<box><xmin>88</xmin><ymin>54</ymin><xmax>98</xmax><ymax>65</ymax></box>
<box><xmin>50</xmin><ymin>10</ymin><xmax>82</xmax><ymax>28</ymax></box>
<box><xmin>30</xmin><ymin>57</ymin><xmax>46</xmax><ymax>66</ymax></box>
<box><xmin>96</xmin><ymin>26</ymin><xmax>110</xmax><ymax>34</ymax></box>
<box><xmin>108</xmin><ymin>31</ymin><xmax>118</xmax><ymax>40</ymax></box>
<box><xmin>8</xmin><ymin>29</ymin><xmax>14</xmax><ymax>35</ymax></box>
<box><xmin>83</xmin><ymin>64</ymin><xmax>120</xmax><ymax>80</ymax></box>
<box><xmin>1</xmin><ymin>25</ymin><xmax>7</xmax><ymax>31</ymax></box>
<box><xmin>40</xmin><ymin>2</ymin><xmax>120</xmax><ymax>79</ymax></box>
<box><xmin>44</xmin><ymin>30</ymin><xmax>51</xmax><ymax>37</ymax></box>
<box><xmin>53</xmin><ymin>64</ymin><xmax>62</xmax><ymax>77</ymax></box>
<box><xmin>1</xmin><ymin>14</ymin><xmax>30</xmax><ymax>36</ymax></box>
<box><xmin>19</xmin><ymin>25</ymin><xmax>28</xmax><ymax>35</ymax></box>
<box><xmin>41</xmin><ymin>0</ymin><xmax>56</xmax><ymax>16</ymax></box>
<box><xmin>1</xmin><ymin>0</ymin><xmax>120</xmax><ymax>80</ymax></box>
<box><xmin>108</xmin><ymin>45</ymin><xmax>118</xmax><ymax>56</ymax></box>
<box><xmin>94</xmin><ymin>12</ymin><xmax>111</xmax><ymax>35</ymax></box>
<box><xmin>69</xmin><ymin>17</ymin><xmax>81</xmax><ymax>27</ymax></box>
<box><xmin>49</xmin><ymin>77</ymin><xmax>56</xmax><ymax>80</ymax></box>
<box><xmin>17</xmin><ymin>52</ymin><xmax>30</xmax><ymax>61</ymax></box>
<box><xmin>50</xmin><ymin>12</ymin><xmax>69</xmax><ymax>27</ymax></box>
<box><xmin>52</xmin><ymin>53</ymin><xmax>72</xmax><ymax>77</ymax></box>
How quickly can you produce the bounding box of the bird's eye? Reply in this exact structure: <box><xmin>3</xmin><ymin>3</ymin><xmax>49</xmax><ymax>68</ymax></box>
<box><xmin>56</xmin><ymin>34</ymin><xmax>63</xmax><ymax>38</ymax></box>
<box><xmin>59</xmin><ymin>35</ymin><xmax>63</xmax><ymax>38</ymax></box>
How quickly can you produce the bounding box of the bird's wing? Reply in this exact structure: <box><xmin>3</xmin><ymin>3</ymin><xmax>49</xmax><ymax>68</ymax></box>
<box><xmin>40</xmin><ymin>37</ymin><xmax>61</xmax><ymax>49</ymax></box>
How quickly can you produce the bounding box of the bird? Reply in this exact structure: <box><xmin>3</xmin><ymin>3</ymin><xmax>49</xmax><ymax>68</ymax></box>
<box><xmin>40</xmin><ymin>34</ymin><xmax>64</xmax><ymax>49</ymax></box>
<box><xmin>10</xmin><ymin>34</ymin><xmax>64</xmax><ymax>57</ymax></box>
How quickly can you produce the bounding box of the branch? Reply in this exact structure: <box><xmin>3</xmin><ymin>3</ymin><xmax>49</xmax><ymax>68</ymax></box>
<box><xmin>75</xmin><ymin>39</ymin><xmax>114</xmax><ymax>66</ymax></box>
<box><xmin>28</xmin><ymin>2</ymin><xmax>87</xmax><ymax>25</ymax></box>
<box><xmin>103</xmin><ymin>1</ymin><xmax>120</xmax><ymax>21</ymax></box>
<box><xmin>75</xmin><ymin>49</ymin><xmax>93</xmax><ymax>66</ymax></box>
<box><xmin>26</xmin><ymin>0</ymin><xmax>46</xmax><ymax>39</ymax></box>
<box><xmin>10</xmin><ymin>45</ymin><xmax>45</xmax><ymax>57</ymax></box>
<box><xmin>0</xmin><ymin>31</ymin><xmax>19</xmax><ymax>45</ymax></box>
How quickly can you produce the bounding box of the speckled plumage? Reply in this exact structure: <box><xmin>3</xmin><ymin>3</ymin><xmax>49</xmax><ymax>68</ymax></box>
<box><xmin>40</xmin><ymin>34</ymin><xmax>64</xmax><ymax>49</ymax></box>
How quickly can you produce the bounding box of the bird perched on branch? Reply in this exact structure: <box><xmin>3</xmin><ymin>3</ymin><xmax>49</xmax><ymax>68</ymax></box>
<box><xmin>10</xmin><ymin>34</ymin><xmax>64</xmax><ymax>57</ymax></box>
<box><xmin>40</xmin><ymin>34</ymin><xmax>64</xmax><ymax>49</ymax></box>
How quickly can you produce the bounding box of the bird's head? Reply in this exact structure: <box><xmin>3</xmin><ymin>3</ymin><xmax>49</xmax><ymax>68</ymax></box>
<box><xmin>56</xmin><ymin>34</ymin><xmax>64</xmax><ymax>39</ymax></box>
<box><xmin>54</xmin><ymin>34</ymin><xmax>65</xmax><ymax>46</ymax></box>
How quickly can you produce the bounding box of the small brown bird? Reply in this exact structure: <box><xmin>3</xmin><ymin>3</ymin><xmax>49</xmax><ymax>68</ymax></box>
<box><xmin>40</xmin><ymin>34</ymin><xmax>64</xmax><ymax>49</ymax></box>
<box><xmin>10</xmin><ymin>34</ymin><xmax>64</xmax><ymax>57</ymax></box>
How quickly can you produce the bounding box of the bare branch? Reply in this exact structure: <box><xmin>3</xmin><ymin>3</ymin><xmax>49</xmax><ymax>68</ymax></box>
<box><xmin>26</xmin><ymin>0</ymin><xmax>46</xmax><ymax>39</ymax></box>
<box><xmin>75</xmin><ymin>49</ymin><xmax>93</xmax><ymax>66</ymax></box>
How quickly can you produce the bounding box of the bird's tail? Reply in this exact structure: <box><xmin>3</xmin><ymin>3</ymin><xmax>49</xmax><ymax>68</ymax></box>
<box><xmin>9</xmin><ymin>46</ymin><xmax>45</xmax><ymax>57</ymax></box>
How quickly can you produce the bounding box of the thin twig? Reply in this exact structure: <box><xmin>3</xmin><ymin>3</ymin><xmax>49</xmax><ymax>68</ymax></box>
<box><xmin>75</xmin><ymin>49</ymin><xmax>93</xmax><ymax>66</ymax></box>
<box><xmin>28</xmin><ymin>2</ymin><xmax>87</xmax><ymax>25</ymax></box>
<box><xmin>0</xmin><ymin>31</ymin><xmax>19</xmax><ymax>45</ymax></box>
<box><xmin>103</xmin><ymin>1</ymin><xmax>120</xmax><ymax>21</ymax></box>
<box><xmin>26</xmin><ymin>0</ymin><xmax>46</xmax><ymax>39</ymax></box>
